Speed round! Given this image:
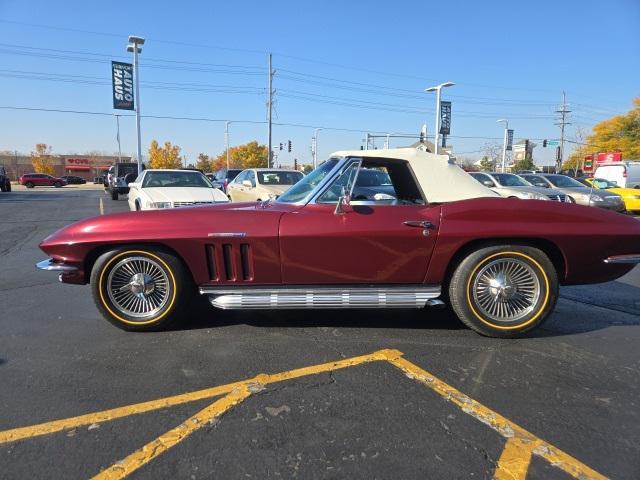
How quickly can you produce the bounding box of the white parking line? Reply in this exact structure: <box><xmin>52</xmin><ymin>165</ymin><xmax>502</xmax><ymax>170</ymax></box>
<box><xmin>99</xmin><ymin>197</ymin><xmax>104</xmax><ymax>215</ymax></box>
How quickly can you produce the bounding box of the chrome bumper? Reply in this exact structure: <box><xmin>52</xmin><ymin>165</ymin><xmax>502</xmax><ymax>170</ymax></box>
<box><xmin>36</xmin><ymin>258</ymin><xmax>78</xmax><ymax>272</ymax></box>
<box><xmin>604</xmin><ymin>255</ymin><xmax>640</xmax><ymax>264</ymax></box>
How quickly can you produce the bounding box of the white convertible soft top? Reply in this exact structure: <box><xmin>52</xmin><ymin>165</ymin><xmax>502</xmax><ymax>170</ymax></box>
<box><xmin>330</xmin><ymin>148</ymin><xmax>499</xmax><ymax>203</ymax></box>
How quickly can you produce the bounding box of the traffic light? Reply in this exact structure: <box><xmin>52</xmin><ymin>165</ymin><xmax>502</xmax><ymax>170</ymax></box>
<box><xmin>279</xmin><ymin>143</ymin><xmax>283</xmax><ymax>151</ymax></box>
<box><xmin>287</xmin><ymin>140</ymin><xmax>292</xmax><ymax>153</ymax></box>
<box><xmin>294</xmin><ymin>158</ymin><xmax>298</xmax><ymax>170</ymax></box>
<box><xmin>543</xmin><ymin>139</ymin><xmax>547</xmax><ymax>148</ymax></box>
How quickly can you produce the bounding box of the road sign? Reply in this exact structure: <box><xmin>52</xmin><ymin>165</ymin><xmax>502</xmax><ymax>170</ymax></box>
<box><xmin>547</xmin><ymin>141</ymin><xmax>559</xmax><ymax>146</ymax></box>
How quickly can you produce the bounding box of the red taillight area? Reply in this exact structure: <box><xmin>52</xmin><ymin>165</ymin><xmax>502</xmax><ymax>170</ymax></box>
<box><xmin>623</xmin><ymin>168</ymin><xmax>628</xmax><ymax>177</ymax></box>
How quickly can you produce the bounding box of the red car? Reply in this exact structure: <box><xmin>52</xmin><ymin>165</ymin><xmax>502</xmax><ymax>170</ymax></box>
<box><xmin>36</xmin><ymin>149</ymin><xmax>640</xmax><ymax>338</ymax></box>
<box><xmin>20</xmin><ymin>173</ymin><xmax>67</xmax><ymax>188</ymax></box>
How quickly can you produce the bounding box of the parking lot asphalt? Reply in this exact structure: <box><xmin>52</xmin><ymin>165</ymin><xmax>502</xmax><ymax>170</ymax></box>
<box><xmin>1</xmin><ymin>187</ymin><xmax>639</xmax><ymax>479</ymax></box>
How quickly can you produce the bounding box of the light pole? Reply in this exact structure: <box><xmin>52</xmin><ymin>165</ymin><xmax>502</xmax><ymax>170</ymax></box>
<box><xmin>424</xmin><ymin>82</ymin><xmax>454</xmax><ymax>154</ymax></box>
<box><xmin>114</xmin><ymin>114</ymin><xmax>122</xmax><ymax>163</ymax></box>
<box><xmin>497</xmin><ymin>119</ymin><xmax>508</xmax><ymax>172</ymax></box>
<box><xmin>224</xmin><ymin>121</ymin><xmax>231</xmax><ymax>170</ymax></box>
<box><xmin>127</xmin><ymin>35</ymin><xmax>145</xmax><ymax>174</ymax></box>
<box><xmin>312</xmin><ymin>128</ymin><xmax>322</xmax><ymax>169</ymax></box>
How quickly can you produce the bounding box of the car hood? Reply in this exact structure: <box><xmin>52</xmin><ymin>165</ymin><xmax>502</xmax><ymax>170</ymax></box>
<box><xmin>142</xmin><ymin>187</ymin><xmax>228</xmax><ymax>203</ymax></box>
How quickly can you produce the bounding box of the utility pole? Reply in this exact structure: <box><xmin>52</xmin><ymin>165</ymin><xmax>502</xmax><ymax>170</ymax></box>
<box><xmin>225</xmin><ymin>121</ymin><xmax>231</xmax><ymax>170</ymax></box>
<box><xmin>267</xmin><ymin>53</ymin><xmax>274</xmax><ymax>168</ymax></box>
<box><xmin>555</xmin><ymin>91</ymin><xmax>571</xmax><ymax>172</ymax></box>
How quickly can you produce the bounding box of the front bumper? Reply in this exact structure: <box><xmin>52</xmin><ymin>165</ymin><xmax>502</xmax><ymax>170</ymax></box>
<box><xmin>36</xmin><ymin>258</ymin><xmax>78</xmax><ymax>272</ymax></box>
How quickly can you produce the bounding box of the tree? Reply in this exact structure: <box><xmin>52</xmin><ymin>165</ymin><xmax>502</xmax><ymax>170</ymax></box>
<box><xmin>212</xmin><ymin>141</ymin><xmax>268</xmax><ymax>170</ymax></box>
<box><xmin>148</xmin><ymin>140</ymin><xmax>183</xmax><ymax>169</ymax></box>
<box><xmin>455</xmin><ymin>156</ymin><xmax>477</xmax><ymax>171</ymax></box>
<box><xmin>196</xmin><ymin>153</ymin><xmax>212</xmax><ymax>172</ymax></box>
<box><xmin>512</xmin><ymin>157</ymin><xmax>536</xmax><ymax>172</ymax></box>
<box><xmin>564</xmin><ymin>98</ymin><xmax>640</xmax><ymax>169</ymax></box>
<box><xmin>301</xmin><ymin>165</ymin><xmax>313</xmax><ymax>174</ymax></box>
<box><xmin>482</xmin><ymin>143</ymin><xmax>503</xmax><ymax>171</ymax></box>
<box><xmin>31</xmin><ymin>143</ymin><xmax>55</xmax><ymax>175</ymax></box>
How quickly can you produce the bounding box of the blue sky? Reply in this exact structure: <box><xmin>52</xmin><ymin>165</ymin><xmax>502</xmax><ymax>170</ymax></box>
<box><xmin>0</xmin><ymin>0</ymin><xmax>638</xmax><ymax>166</ymax></box>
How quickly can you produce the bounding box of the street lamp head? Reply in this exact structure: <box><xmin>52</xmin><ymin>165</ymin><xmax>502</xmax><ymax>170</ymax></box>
<box><xmin>128</xmin><ymin>35</ymin><xmax>145</xmax><ymax>45</ymax></box>
<box><xmin>425</xmin><ymin>81</ymin><xmax>455</xmax><ymax>92</ymax></box>
<box><xmin>127</xmin><ymin>44</ymin><xmax>142</xmax><ymax>53</ymax></box>
<box><xmin>497</xmin><ymin>118</ymin><xmax>507</xmax><ymax>123</ymax></box>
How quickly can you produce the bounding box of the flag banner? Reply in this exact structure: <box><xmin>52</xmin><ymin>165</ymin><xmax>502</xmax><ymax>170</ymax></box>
<box><xmin>112</xmin><ymin>61</ymin><xmax>134</xmax><ymax>110</ymax></box>
<box><xmin>439</xmin><ymin>101</ymin><xmax>451</xmax><ymax>135</ymax></box>
<box><xmin>506</xmin><ymin>129</ymin><xmax>514</xmax><ymax>151</ymax></box>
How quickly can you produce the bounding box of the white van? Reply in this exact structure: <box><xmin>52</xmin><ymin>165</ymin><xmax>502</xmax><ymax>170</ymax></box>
<box><xmin>594</xmin><ymin>161</ymin><xmax>640</xmax><ymax>189</ymax></box>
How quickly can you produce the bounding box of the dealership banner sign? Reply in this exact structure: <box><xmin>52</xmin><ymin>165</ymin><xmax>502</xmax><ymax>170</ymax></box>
<box><xmin>506</xmin><ymin>129</ymin><xmax>514</xmax><ymax>151</ymax></box>
<box><xmin>111</xmin><ymin>61</ymin><xmax>134</xmax><ymax>110</ymax></box>
<box><xmin>439</xmin><ymin>101</ymin><xmax>451</xmax><ymax>135</ymax></box>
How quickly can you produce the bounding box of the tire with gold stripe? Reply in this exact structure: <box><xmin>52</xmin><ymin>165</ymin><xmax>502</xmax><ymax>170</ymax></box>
<box><xmin>448</xmin><ymin>245</ymin><xmax>558</xmax><ymax>338</ymax></box>
<box><xmin>90</xmin><ymin>248</ymin><xmax>190</xmax><ymax>331</ymax></box>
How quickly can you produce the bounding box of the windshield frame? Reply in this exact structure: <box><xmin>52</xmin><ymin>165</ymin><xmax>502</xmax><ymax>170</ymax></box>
<box><xmin>276</xmin><ymin>157</ymin><xmax>345</xmax><ymax>205</ymax></box>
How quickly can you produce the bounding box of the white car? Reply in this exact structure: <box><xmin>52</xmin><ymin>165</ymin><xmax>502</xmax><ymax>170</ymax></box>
<box><xmin>594</xmin><ymin>161</ymin><xmax>640</xmax><ymax>189</ymax></box>
<box><xmin>127</xmin><ymin>169</ymin><xmax>229</xmax><ymax>211</ymax></box>
<box><xmin>227</xmin><ymin>168</ymin><xmax>304</xmax><ymax>202</ymax></box>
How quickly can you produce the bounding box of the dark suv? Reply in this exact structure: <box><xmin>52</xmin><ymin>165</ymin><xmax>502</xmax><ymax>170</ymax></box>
<box><xmin>106</xmin><ymin>162</ymin><xmax>144</xmax><ymax>200</ymax></box>
<box><xmin>0</xmin><ymin>166</ymin><xmax>10</xmax><ymax>192</ymax></box>
<box><xmin>209</xmin><ymin>168</ymin><xmax>242</xmax><ymax>193</ymax></box>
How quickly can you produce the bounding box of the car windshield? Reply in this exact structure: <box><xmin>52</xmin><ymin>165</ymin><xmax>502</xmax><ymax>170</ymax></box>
<box><xmin>355</xmin><ymin>169</ymin><xmax>392</xmax><ymax>187</ymax></box>
<box><xmin>592</xmin><ymin>178</ymin><xmax>618</xmax><ymax>189</ymax></box>
<box><xmin>142</xmin><ymin>171</ymin><xmax>213</xmax><ymax>188</ymax></box>
<box><xmin>258</xmin><ymin>170</ymin><xmax>304</xmax><ymax>185</ymax></box>
<box><xmin>277</xmin><ymin>159</ymin><xmax>339</xmax><ymax>203</ymax></box>
<box><xmin>492</xmin><ymin>173</ymin><xmax>531</xmax><ymax>187</ymax></box>
<box><xmin>545</xmin><ymin>175</ymin><xmax>585</xmax><ymax>188</ymax></box>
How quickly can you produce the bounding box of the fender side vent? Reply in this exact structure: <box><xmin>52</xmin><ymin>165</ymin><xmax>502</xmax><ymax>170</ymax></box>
<box><xmin>240</xmin><ymin>243</ymin><xmax>254</xmax><ymax>281</ymax></box>
<box><xmin>222</xmin><ymin>244</ymin><xmax>235</xmax><ymax>281</ymax></box>
<box><xmin>205</xmin><ymin>245</ymin><xmax>219</xmax><ymax>281</ymax></box>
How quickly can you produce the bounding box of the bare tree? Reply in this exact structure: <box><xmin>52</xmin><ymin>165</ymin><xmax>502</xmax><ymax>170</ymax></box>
<box><xmin>482</xmin><ymin>142</ymin><xmax>503</xmax><ymax>171</ymax></box>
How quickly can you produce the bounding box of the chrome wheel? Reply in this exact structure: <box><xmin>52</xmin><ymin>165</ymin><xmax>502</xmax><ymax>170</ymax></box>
<box><xmin>472</xmin><ymin>258</ymin><xmax>541</xmax><ymax>324</ymax></box>
<box><xmin>106</xmin><ymin>256</ymin><xmax>170</xmax><ymax>319</ymax></box>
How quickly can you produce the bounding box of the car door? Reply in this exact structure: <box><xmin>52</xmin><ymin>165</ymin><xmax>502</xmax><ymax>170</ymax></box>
<box><xmin>279</xmin><ymin>159</ymin><xmax>441</xmax><ymax>284</ymax></box>
<box><xmin>228</xmin><ymin>171</ymin><xmax>249</xmax><ymax>202</ymax></box>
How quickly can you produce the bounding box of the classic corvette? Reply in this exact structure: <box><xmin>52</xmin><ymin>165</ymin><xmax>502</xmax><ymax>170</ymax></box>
<box><xmin>37</xmin><ymin>148</ymin><xmax>640</xmax><ymax>338</ymax></box>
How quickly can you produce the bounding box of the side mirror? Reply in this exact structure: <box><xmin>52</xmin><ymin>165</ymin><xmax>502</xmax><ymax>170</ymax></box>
<box><xmin>482</xmin><ymin>180</ymin><xmax>495</xmax><ymax>188</ymax></box>
<box><xmin>242</xmin><ymin>180</ymin><xmax>252</xmax><ymax>188</ymax></box>
<box><xmin>334</xmin><ymin>193</ymin><xmax>351</xmax><ymax>215</ymax></box>
<box><xmin>128</xmin><ymin>182</ymin><xmax>139</xmax><ymax>189</ymax></box>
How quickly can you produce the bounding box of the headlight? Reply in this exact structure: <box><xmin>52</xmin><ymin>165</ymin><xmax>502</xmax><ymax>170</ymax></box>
<box><xmin>149</xmin><ymin>202</ymin><xmax>173</xmax><ymax>209</ymax></box>
<box><xmin>519</xmin><ymin>192</ymin><xmax>549</xmax><ymax>201</ymax></box>
<box><xmin>589</xmin><ymin>195</ymin><xmax>604</xmax><ymax>202</ymax></box>
<box><xmin>631</xmin><ymin>195</ymin><xmax>640</xmax><ymax>200</ymax></box>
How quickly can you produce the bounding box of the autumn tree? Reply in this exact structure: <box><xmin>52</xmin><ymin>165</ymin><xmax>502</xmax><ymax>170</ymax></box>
<box><xmin>212</xmin><ymin>141</ymin><xmax>268</xmax><ymax>170</ymax></box>
<box><xmin>148</xmin><ymin>140</ymin><xmax>183</xmax><ymax>169</ymax></box>
<box><xmin>564</xmin><ymin>98</ymin><xmax>640</xmax><ymax>169</ymax></box>
<box><xmin>196</xmin><ymin>153</ymin><xmax>212</xmax><ymax>172</ymax></box>
<box><xmin>31</xmin><ymin>143</ymin><xmax>55</xmax><ymax>175</ymax></box>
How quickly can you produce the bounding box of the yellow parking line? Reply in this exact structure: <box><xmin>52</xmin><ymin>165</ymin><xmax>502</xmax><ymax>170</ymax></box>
<box><xmin>0</xmin><ymin>349</ymin><xmax>608</xmax><ymax>479</ymax></box>
<box><xmin>0</xmin><ymin>349</ymin><xmax>393</xmax><ymax>445</ymax></box>
<box><xmin>386</xmin><ymin>355</ymin><xmax>607</xmax><ymax>480</ymax></box>
<box><xmin>92</xmin><ymin>385</ymin><xmax>252</xmax><ymax>480</ymax></box>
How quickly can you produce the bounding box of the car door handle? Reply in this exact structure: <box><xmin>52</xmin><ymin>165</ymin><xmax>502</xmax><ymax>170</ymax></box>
<box><xmin>403</xmin><ymin>220</ymin><xmax>434</xmax><ymax>229</ymax></box>
<box><xmin>403</xmin><ymin>220</ymin><xmax>435</xmax><ymax>236</ymax></box>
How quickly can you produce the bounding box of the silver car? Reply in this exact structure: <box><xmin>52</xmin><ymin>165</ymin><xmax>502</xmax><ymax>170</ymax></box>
<box><xmin>520</xmin><ymin>174</ymin><xmax>625</xmax><ymax>212</ymax></box>
<box><xmin>469</xmin><ymin>172</ymin><xmax>570</xmax><ymax>202</ymax></box>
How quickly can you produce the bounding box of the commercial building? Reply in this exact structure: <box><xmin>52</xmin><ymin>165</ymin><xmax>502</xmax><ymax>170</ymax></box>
<box><xmin>0</xmin><ymin>153</ymin><xmax>132</xmax><ymax>181</ymax></box>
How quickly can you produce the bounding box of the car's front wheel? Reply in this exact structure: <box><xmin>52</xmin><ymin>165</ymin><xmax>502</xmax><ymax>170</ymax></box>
<box><xmin>25</xmin><ymin>182</ymin><xmax>34</xmax><ymax>188</ymax></box>
<box><xmin>5</xmin><ymin>182</ymin><xmax>10</xmax><ymax>192</ymax></box>
<box><xmin>448</xmin><ymin>245</ymin><xmax>558</xmax><ymax>338</ymax></box>
<box><xmin>90</xmin><ymin>248</ymin><xmax>192</xmax><ymax>331</ymax></box>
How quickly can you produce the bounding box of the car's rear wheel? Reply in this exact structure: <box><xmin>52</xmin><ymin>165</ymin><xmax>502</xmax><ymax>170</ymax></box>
<box><xmin>54</xmin><ymin>181</ymin><xmax>62</xmax><ymax>188</ymax></box>
<box><xmin>5</xmin><ymin>182</ymin><xmax>10</xmax><ymax>192</ymax></box>
<box><xmin>111</xmin><ymin>190</ymin><xmax>119</xmax><ymax>200</ymax></box>
<box><xmin>91</xmin><ymin>248</ymin><xmax>191</xmax><ymax>331</ymax></box>
<box><xmin>25</xmin><ymin>182</ymin><xmax>34</xmax><ymax>188</ymax></box>
<box><xmin>448</xmin><ymin>245</ymin><xmax>558</xmax><ymax>338</ymax></box>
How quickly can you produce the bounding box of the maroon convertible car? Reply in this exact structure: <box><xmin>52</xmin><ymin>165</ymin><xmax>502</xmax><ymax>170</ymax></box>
<box><xmin>37</xmin><ymin>148</ymin><xmax>640</xmax><ymax>338</ymax></box>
